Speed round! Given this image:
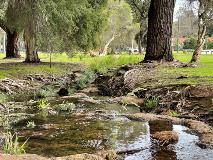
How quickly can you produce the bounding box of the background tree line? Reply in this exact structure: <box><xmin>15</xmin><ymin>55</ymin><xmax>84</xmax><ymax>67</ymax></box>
<box><xmin>0</xmin><ymin>0</ymin><xmax>212</xmax><ymax>63</ymax></box>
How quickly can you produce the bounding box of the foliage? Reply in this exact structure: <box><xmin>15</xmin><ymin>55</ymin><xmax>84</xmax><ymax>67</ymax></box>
<box><xmin>26</xmin><ymin>121</ymin><xmax>36</xmax><ymax>129</ymax></box>
<box><xmin>36</xmin><ymin>86</ymin><xmax>54</xmax><ymax>99</ymax></box>
<box><xmin>169</xmin><ymin>111</ymin><xmax>180</xmax><ymax>117</ymax></box>
<box><xmin>0</xmin><ymin>92</ymin><xmax>8</xmax><ymax>103</ymax></box>
<box><xmin>2</xmin><ymin>131</ymin><xmax>27</xmax><ymax>155</ymax></box>
<box><xmin>144</xmin><ymin>96</ymin><xmax>160</xmax><ymax>111</ymax></box>
<box><xmin>126</xmin><ymin>0</ymin><xmax>150</xmax><ymax>22</ymax></box>
<box><xmin>206</xmin><ymin>41</ymin><xmax>213</xmax><ymax>49</ymax></box>
<box><xmin>37</xmin><ymin>0</ymin><xmax>108</xmax><ymax>53</ymax></box>
<box><xmin>75</xmin><ymin>70</ymin><xmax>96</xmax><ymax>90</ymax></box>
<box><xmin>100</xmin><ymin>0</ymin><xmax>139</xmax><ymax>53</ymax></box>
<box><xmin>37</xmin><ymin>99</ymin><xmax>50</xmax><ymax>110</ymax></box>
<box><xmin>56</xmin><ymin>102</ymin><xmax>76</xmax><ymax>112</ymax></box>
<box><xmin>183</xmin><ymin>37</ymin><xmax>197</xmax><ymax>49</ymax></box>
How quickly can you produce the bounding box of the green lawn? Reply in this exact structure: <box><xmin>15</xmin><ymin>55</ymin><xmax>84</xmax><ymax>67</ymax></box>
<box><xmin>0</xmin><ymin>52</ymin><xmax>213</xmax><ymax>86</ymax></box>
<box><xmin>159</xmin><ymin>52</ymin><xmax>213</xmax><ymax>85</ymax></box>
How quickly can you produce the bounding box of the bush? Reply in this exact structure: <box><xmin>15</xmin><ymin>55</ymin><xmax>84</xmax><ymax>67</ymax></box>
<box><xmin>75</xmin><ymin>70</ymin><xmax>96</xmax><ymax>90</ymax></box>
<box><xmin>35</xmin><ymin>86</ymin><xmax>54</xmax><ymax>99</ymax></box>
<box><xmin>37</xmin><ymin>99</ymin><xmax>50</xmax><ymax>110</ymax></box>
<box><xmin>183</xmin><ymin>37</ymin><xmax>197</xmax><ymax>49</ymax></box>
<box><xmin>144</xmin><ymin>96</ymin><xmax>160</xmax><ymax>112</ymax></box>
<box><xmin>206</xmin><ymin>41</ymin><xmax>213</xmax><ymax>49</ymax></box>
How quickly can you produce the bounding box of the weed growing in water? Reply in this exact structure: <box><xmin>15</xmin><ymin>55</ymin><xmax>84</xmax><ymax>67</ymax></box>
<box><xmin>37</xmin><ymin>99</ymin><xmax>50</xmax><ymax>110</ymax></box>
<box><xmin>2</xmin><ymin>132</ymin><xmax>28</xmax><ymax>155</ymax></box>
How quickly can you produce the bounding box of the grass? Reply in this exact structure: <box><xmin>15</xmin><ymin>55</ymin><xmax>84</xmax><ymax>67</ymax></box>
<box><xmin>159</xmin><ymin>52</ymin><xmax>213</xmax><ymax>85</ymax></box>
<box><xmin>0</xmin><ymin>52</ymin><xmax>143</xmax><ymax>78</ymax></box>
<box><xmin>2</xmin><ymin>131</ymin><xmax>27</xmax><ymax>155</ymax></box>
<box><xmin>0</xmin><ymin>51</ymin><xmax>213</xmax><ymax>86</ymax></box>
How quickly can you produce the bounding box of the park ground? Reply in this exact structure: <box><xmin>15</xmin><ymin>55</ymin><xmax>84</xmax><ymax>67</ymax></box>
<box><xmin>0</xmin><ymin>52</ymin><xmax>213</xmax><ymax>160</ymax></box>
<box><xmin>0</xmin><ymin>52</ymin><xmax>213</xmax><ymax>85</ymax></box>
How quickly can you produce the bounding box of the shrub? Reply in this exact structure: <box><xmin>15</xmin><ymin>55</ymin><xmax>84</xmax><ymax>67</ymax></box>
<box><xmin>56</xmin><ymin>102</ymin><xmax>76</xmax><ymax>112</ymax></box>
<box><xmin>37</xmin><ymin>99</ymin><xmax>50</xmax><ymax>110</ymax></box>
<box><xmin>183</xmin><ymin>37</ymin><xmax>197</xmax><ymax>49</ymax></box>
<box><xmin>144</xmin><ymin>96</ymin><xmax>160</xmax><ymax>112</ymax></box>
<box><xmin>35</xmin><ymin>86</ymin><xmax>54</xmax><ymax>99</ymax></box>
<box><xmin>75</xmin><ymin>70</ymin><xmax>96</xmax><ymax>90</ymax></box>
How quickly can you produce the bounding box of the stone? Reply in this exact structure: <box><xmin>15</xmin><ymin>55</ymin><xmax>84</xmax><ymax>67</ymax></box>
<box><xmin>112</xmin><ymin>96</ymin><xmax>144</xmax><ymax>107</ymax></box>
<box><xmin>151</xmin><ymin>131</ymin><xmax>179</xmax><ymax>144</ymax></box>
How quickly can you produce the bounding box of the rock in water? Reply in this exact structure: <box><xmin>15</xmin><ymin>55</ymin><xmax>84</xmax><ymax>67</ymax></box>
<box><xmin>58</xmin><ymin>88</ymin><xmax>69</xmax><ymax>97</ymax></box>
<box><xmin>151</xmin><ymin>131</ymin><xmax>179</xmax><ymax>145</ymax></box>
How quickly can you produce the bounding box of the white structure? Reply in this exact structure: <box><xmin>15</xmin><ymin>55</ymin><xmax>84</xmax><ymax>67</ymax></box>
<box><xmin>0</xmin><ymin>28</ymin><xmax>6</xmax><ymax>53</ymax></box>
<box><xmin>201</xmin><ymin>50</ymin><xmax>213</xmax><ymax>55</ymax></box>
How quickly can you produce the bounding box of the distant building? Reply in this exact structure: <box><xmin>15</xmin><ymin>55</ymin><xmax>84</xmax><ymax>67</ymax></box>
<box><xmin>0</xmin><ymin>28</ymin><xmax>6</xmax><ymax>53</ymax></box>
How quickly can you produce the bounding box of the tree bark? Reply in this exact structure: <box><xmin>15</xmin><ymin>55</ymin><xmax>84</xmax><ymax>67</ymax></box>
<box><xmin>136</xmin><ymin>30</ymin><xmax>147</xmax><ymax>54</ymax></box>
<box><xmin>144</xmin><ymin>0</ymin><xmax>175</xmax><ymax>62</ymax></box>
<box><xmin>191</xmin><ymin>23</ymin><xmax>206</xmax><ymax>63</ymax></box>
<box><xmin>5</xmin><ymin>30</ymin><xmax>20</xmax><ymax>59</ymax></box>
<box><xmin>24</xmin><ymin>29</ymin><xmax>40</xmax><ymax>63</ymax></box>
<box><xmin>190</xmin><ymin>0</ymin><xmax>208</xmax><ymax>63</ymax></box>
<box><xmin>100</xmin><ymin>34</ymin><xmax>115</xmax><ymax>56</ymax></box>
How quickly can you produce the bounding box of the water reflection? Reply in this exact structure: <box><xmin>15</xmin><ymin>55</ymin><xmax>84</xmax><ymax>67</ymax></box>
<box><xmin>9</xmin><ymin>102</ymin><xmax>213</xmax><ymax>159</ymax></box>
<box><xmin>14</xmin><ymin>114</ymin><xmax>148</xmax><ymax>157</ymax></box>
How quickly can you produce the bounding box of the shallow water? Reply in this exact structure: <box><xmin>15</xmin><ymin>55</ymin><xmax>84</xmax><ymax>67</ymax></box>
<box><xmin>10</xmin><ymin>102</ymin><xmax>213</xmax><ymax>159</ymax></box>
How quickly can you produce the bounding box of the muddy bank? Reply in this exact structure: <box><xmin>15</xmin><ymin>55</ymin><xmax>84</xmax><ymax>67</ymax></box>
<box><xmin>1</xmin><ymin>150</ymin><xmax>117</xmax><ymax>160</ymax></box>
<box><xmin>126</xmin><ymin>112</ymin><xmax>213</xmax><ymax>148</ymax></box>
<box><xmin>95</xmin><ymin>64</ymin><xmax>213</xmax><ymax>126</ymax></box>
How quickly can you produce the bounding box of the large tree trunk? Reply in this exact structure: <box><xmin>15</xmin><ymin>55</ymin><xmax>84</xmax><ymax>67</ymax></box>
<box><xmin>144</xmin><ymin>0</ymin><xmax>175</xmax><ymax>62</ymax></box>
<box><xmin>24</xmin><ymin>29</ymin><xmax>40</xmax><ymax>63</ymax></box>
<box><xmin>5</xmin><ymin>30</ymin><xmax>20</xmax><ymax>58</ymax></box>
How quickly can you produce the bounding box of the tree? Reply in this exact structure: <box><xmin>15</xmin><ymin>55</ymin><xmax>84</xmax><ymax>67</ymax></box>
<box><xmin>127</xmin><ymin>0</ymin><xmax>150</xmax><ymax>53</ymax></box>
<box><xmin>173</xmin><ymin>7</ymin><xmax>198</xmax><ymax>38</ymax></box>
<box><xmin>189</xmin><ymin>0</ymin><xmax>213</xmax><ymax>63</ymax></box>
<box><xmin>2</xmin><ymin>0</ymin><xmax>108</xmax><ymax>62</ymax></box>
<box><xmin>0</xmin><ymin>0</ymin><xmax>22</xmax><ymax>58</ymax></box>
<box><xmin>144</xmin><ymin>0</ymin><xmax>175</xmax><ymax>62</ymax></box>
<box><xmin>100</xmin><ymin>0</ymin><xmax>136</xmax><ymax>55</ymax></box>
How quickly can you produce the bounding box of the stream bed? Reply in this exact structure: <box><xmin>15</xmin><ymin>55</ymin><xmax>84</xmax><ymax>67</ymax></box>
<box><xmin>5</xmin><ymin>102</ymin><xmax>213</xmax><ymax>159</ymax></box>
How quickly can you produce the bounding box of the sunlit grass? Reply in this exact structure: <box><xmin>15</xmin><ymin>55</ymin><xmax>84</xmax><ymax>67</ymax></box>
<box><xmin>0</xmin><ymin>51</ymin><xmax>213</xmax><ymax>86</ymax></box>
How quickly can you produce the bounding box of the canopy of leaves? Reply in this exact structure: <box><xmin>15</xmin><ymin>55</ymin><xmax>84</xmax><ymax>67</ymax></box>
<box><xmin>0</xmin><ymin>0</ymin><xmax>108</xmax><ymax>52</ymax></box>
<box><xmin>100</xmin><ymin>0</ymin><xmax>139</xmax><ymax>52</ymax></box>
<box><xmin>126</xmin><ymin>0</ymin><xmax>150</xmax><ymax>23</ymax></box>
